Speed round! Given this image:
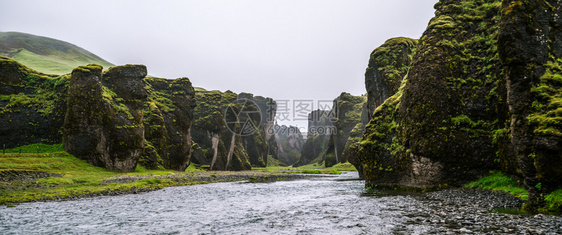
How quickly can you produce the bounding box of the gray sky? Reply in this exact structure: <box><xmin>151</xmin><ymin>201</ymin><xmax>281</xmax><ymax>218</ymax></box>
<box><xmin>0</xmin><ymin>0</ymin><xmax>437</xmax><ymax>128</ymax></box>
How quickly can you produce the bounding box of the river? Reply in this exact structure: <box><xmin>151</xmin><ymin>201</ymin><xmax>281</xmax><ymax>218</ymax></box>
<box><xmin>1</xmin><ymin>172</ymin><xmax>561</xmax><ymax>234</ymax></box>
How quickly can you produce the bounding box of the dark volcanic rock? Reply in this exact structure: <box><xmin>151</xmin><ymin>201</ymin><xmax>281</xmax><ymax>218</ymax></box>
<box><xmin>358</xmin><ymin>0</ymin><xmax>506</xmax><ymax>189</ymax></box>
<box><xmin>63</xmin><ymin>64</ymin><xmax>147</xmax><ymax>172</ymax></box>
<box><xmin>294</xmin><ymin>110</ymin><xmax>334</xmax><ymax>167</ymax></box>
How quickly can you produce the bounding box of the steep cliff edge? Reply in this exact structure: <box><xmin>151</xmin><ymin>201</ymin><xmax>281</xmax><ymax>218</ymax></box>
<box><xmin>357</xmin><ymin>0</ymin><xmax>509</xmax><ymax>188</ymax></box>
<box><xmin>294</xmin><ymin>110</ymin><xmax>334</xmax><ymax>167</ymax></box>
<box><xmin>190</xmin><ymin>89</ymin><xmax>270</xmax><ymax>171</ymax></box>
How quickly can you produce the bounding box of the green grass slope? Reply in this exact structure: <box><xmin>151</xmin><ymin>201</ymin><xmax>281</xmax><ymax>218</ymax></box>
<box><xmin>0</xmin><ymin>32</ymin><xmax>113</xmax><ymax>74</ymax></box>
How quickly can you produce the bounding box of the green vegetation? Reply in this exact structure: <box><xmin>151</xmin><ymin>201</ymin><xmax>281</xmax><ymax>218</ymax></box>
<box><xmin>3</xmin><ymin>143</ymin><xmax>64</xmax><ymax>153</ymax></box>
<box><xmin>465</xmin><ymin>171</ymin><xmax>562</xmax><ymax>215</ymax></box>
<box><xmin>0</xmin><ymin>144</ymin><xmax>208</xmax><ymax>205</ymax></box>
<box><xmin>1</xmin><ymin>32</ymin><xmax>113</xmax><ymax>75</ymax></box>
<box><xmin>543</xmin><ymin>189</ymin><xmax>562</xmax><ymax>214</ymax></box>
<box><xmin>528</xmin><ymin>56</ymin><xmax>562</xmax><ymax>136</ymax></box>
<box><xmin>255</xmin><ymin>161</ymin><xmax>356</xmax><ymax>175</ymax></box>
<box><xmin>465</xmin><ymin>171</ymin><xmax>528</xmax><ymax>200</ymax></box>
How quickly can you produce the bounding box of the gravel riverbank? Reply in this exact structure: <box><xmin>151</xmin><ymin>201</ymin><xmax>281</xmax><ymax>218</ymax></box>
<box><xmin>402</xmin><ymin>188</ymin><xmax>562</xmax><ymax>234</ymax></box>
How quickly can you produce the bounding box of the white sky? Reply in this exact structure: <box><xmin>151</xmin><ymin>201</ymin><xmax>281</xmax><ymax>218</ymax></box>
<box><xmin>0</xmin><ymin>0</ymin><xmax>437</xmax><ymax>128</ymax></box>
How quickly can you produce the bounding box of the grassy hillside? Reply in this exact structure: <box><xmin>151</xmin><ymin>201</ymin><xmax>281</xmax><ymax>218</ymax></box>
<box><xmin>0</xmin><ymin>32</ymin><xmax>113</xmax><ymax>74</ymax></box>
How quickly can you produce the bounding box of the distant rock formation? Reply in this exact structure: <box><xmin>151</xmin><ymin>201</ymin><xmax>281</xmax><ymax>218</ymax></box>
<box><xmin>274</xmin><ymin>124</ymin><xmax>304</xmax><ymax>166</ymax></box>
<box><xmin>293</xmin><ymin>110</ymin><xmax>334</xmax><ymax>167</ymax></box>
<box><xmin>190</xmin><ymin>90</ymin><xmax>278</xmax><ymax>171</ymax></box>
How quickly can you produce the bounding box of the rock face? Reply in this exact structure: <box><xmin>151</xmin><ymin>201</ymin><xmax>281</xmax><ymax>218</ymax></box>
<box><xmin>498</xmin><ymin>0</ymin><xmax>562</xmax><ymax>210</ymax></box>
<box><xmin>323</xmin><ymin>93</ymin><xmax>367</xmax><ymax>167</ymax></box>
<box><xmin>238</xmin><ymin>93</ymin><xmax>278</xmax><ymax>167</ymax></box>
<box><xmin>274</xmin><ymin>124</ymin><xmax>304</xmax><ymax>166</ymax></box>
<box><xmin>1</xmin><ymin>57</ymin><xmax>198</xmax><ymax>172</ymax></box>
<box><xmin>191</xmin><ymin>89</ymin><xmax>280</xmax><ymax>171</ymax></box>
<box><xmin>357</xmin><ymin>0</ymin><xmax>507</xmax><ymax>189</ymax></box>
<box><xmin>365</xmin><ymin>38</ymin><xmax>417</xmax><ymax>117</ymax></box>
<box><xmin>0</xmin><ymin>57</ymin><xmax>68</xmax><ymax>148</ymax></box>
<box><xmin>63</xmin><ymin>64</ymin><xmax>147</xmax><ymax>172</ymax></box>
<box><xmin>140</xmin><ymin>76</ymin><xmax>196</xmax><ymax>171</ymax></box>
<box><xmin>355</xmin><ymin>0</ymin><xmax>562</xmax><ymax>210</ymax></box>
<box><xmin>294</xmin><ymin>110</ymin><xmax>334</xmax><ymax>166</ymax></box>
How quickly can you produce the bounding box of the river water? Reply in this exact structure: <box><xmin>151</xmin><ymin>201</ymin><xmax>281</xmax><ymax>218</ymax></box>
<box><xmin>1</xmin><ymin>172</ymin><xmax>561</xmax><ymax>234</ymax></box>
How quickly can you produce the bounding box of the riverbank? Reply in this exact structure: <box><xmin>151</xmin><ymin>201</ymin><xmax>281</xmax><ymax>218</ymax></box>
<box><xmin>409</xmin><ymin>188</ymin><xmax>562</xmax><ymax>233</ymax></box>
<box><xmin>0</xmin><ymin>150</ymin><xmax>338</xmax><ymax>205</ymax></box>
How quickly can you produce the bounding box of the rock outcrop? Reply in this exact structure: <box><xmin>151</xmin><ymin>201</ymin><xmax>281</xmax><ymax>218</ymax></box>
<box><xmin>1</xmin><ymin>58</ymin><xmax>198</xmax><ymax>173</ymax></box>
<box><xmin>190</xmin><ymin>89</ymin><xmax>264</xmax><ymax>171</ymax></box>
<box><xmin>140</xmin><ymin>76</ymin><xmax>196</xmax><ymax>171</ymax></box>
<box><xmin>238</xmin><ymin>93</ymin><xmax>278</xmax><ymax>167</ymax></box>
<box><xmin>354</xmin><ymin>0</ymin><xmax>562</xmax><ymax>211</ymax></box>
<box><xmin>63</xmin><ymin>64</ymin><xmax>147</xmax><ymax>172</ymax></box>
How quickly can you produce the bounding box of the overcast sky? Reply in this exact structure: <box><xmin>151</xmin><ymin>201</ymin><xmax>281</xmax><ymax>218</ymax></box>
<box><xmin>0</xmin><ymin>0</ymin><xmax>437</xmax><ymax>128</ymax></box>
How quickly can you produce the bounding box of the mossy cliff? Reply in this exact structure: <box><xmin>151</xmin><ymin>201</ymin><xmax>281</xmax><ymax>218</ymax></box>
<box><xmin>365</xmin><ymin>37</ymin><xmax>417</xmax><ymax>117</ymax></box>
<box><xmin>238</xmin><ymin>93</ymin><xmax>279</xmax><ymax>167</ymax></box>
<box><xmin>323</xmin><ymin>92</ymin><xmax>367</xmax><ymax>167</ymax></box>
<box><xmin>139</xmin><ymin>76</ymin><xmax>196</xmax><ymax>171</ymax></box>
<box><xmin>0</xmin><ymin>57</ymin><xmax>68</xmax><ymax>148</ymax></box>
<box><xmin>63</xmin><ymin>64</ymin><xmax>147</xmax><ymax>172</ymax></box>
<box><xmin>355</xmin><ymin>0</ymin><xmax>562</xmax><ymax>210</ymax></box>
<box><xmin>498</xmin><ymin>0</ymin><xmax>562</xmax><ymax>211</ymax></box>
<box><xmin>1</xmin><ymin>57</ymin><xmax>197</xmax><ymax>173</ymax></box>
<box><xmin>190</xmin><ymin>89</ymin><xmax>253</xmax><ymax>171</ymax></box>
